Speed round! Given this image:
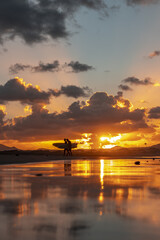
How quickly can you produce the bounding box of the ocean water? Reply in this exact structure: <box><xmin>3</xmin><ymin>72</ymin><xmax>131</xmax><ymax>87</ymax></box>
<box><xmin>0</xmin><ymin>158</ymin><xmax>159</xmax><ymax>240</ymax></box>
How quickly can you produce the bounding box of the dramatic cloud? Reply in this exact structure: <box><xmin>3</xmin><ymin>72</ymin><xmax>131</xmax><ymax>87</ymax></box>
<box><xmin>0</xmin><ymin>109</ymin><xmax>5</xmax><ymax>125</ymax></box>
<box><xmin>50</xmin><ymin>85</ymin><xmax>92</xmax><ymax>98</ymax></box>
<box><xmin>119</xmin><ymin>76</ymin><xmax>154</xmax><ymax>92</ymax></box>
<box><xmin>126</xmin><ymin>0</ymin><xmax>160</xmax><ymax>5</ymax></box>
<box><xmin>32</xmin><ymin>61</ymin><xmax>60</xmax><ymax>72</ymax></box>
<box><xmin>9</xmin><ymin>61</ymin><xmax>60</xmax><ymax>74</ymax></box>
<box><xmin>123</xmin><ymin>77</ymin><xmax>153</xmax><ymax>86</ymax></box>
<box><xmin>118</xmin><ymin>84</ymin><xmax>132</xmax><ymax>91</ymax></box>
<box><xmin>9</xmin><ymin>60</ymin><xmax>94</xmax><ymax>74</ymax></box>
<box><xmin>0</xmin><ymin>78</ymin><xmax>91</xmax><ymax>105</ymax></box>
<box><xmin>0</xmin><ymin>91</ymin><xmax>151</xmax><ymax>141</ymax></box>
<box><xmin>115</xmin><ymin>91</ymin><xmax>123</xmax><ymax>99</ymax></box>
<box><xmin>148</xmin><ymin>106</ymin><xmax>160</xmax><ymax>118</ymax></box>
<box><xmin>149</xmin><ymin>50</ymin><xmax>160</xmax><ymax>59</ymax></box>
<box><xmin>51</xmin><ymin>0</ymin><xmax>107</xmax><ymax>12</ymax></box>
<box><xmin>9</xmin><ymin>64</ymin><xmax>30</xmax><ymax>74</ymax></box>
<box><xmin>66</xmin><ymin>61</ymin><xmax>95</xmax><ymax>73</ymax></box>
<box><xmin>0</xmin><ymin>78</ymin><xmax>50</xmax><ymax>104</ymax></box>
<box><xmin>0</xmin><ymin>0</ymin><xmax>107</xmax><ymax>45</ymax></box>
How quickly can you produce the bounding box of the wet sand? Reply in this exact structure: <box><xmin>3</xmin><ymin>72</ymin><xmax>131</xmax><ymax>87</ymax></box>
<box><xmin>0</xmin><ymin>158</ymin><xmax>160</xmax><ymax>240</ymax></box>
<box><xmin>0</xmin><ymin>153</ymin><xmax>69</xmax><ymax>165</ymax></box>
<box><xmin>0</xmin><ymin>153</ymin><xmax>159</xmax><ymax>165</ymax></box>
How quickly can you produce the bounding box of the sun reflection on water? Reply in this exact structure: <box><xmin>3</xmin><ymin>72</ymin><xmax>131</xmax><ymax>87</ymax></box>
<box><xmin>100</xmin><ymin>159</ymin><xmax>104</xmax><ymax>190</ymax></box>
<box><xmin>0</xmin><ymin>158</ymin><xmax>159</xmax><ymax>239</ymax></box>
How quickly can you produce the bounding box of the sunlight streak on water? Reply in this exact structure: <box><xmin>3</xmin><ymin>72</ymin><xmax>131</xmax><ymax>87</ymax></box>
<box><xmin>0</xmin><ymin>158</ymin><xmax>159</xmax><ymax>240</ymax></box>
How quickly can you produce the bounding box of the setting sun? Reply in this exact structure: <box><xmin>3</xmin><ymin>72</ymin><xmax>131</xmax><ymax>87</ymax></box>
<box><xmin>99</xmin><ymin>134</ymin><xmax>122</xmax><ymax>149</ymax></box>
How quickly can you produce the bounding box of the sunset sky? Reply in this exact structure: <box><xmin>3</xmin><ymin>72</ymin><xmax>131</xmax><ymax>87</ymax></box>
<box><xmin>0</xmin><ymin>0</ymin><xmax>160</xmax><ymax>149</ymax></box>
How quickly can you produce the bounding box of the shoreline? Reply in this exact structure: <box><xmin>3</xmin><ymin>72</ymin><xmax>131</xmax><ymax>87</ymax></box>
<box><xmin>0</xmin><ymin>153</ymin><xmax>159</xmax><ymax>165</ymax></box>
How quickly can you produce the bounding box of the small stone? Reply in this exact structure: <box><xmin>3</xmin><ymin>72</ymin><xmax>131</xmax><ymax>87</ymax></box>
<box><xmin>36</xmin><ymin>173</ymin><xmax>43</xmax><ymax>176</ymax></box>
<box><xmin>135</xmin><ymin>161</ymin><xmax>140</xmax><ymax>165</ymax></box>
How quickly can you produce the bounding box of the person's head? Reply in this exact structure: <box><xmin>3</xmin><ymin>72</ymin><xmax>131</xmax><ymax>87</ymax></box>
<box><xmin>64</xmin><ymin>138</ymin><xmax>67</xmax><ymax>142</ymax></box>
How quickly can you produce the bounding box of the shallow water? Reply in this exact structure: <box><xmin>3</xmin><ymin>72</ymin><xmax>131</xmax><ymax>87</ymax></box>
<box><xmin>0</xmin><ymin>158</ymin><xmax>160</xmax><ymax>240</ymax></box>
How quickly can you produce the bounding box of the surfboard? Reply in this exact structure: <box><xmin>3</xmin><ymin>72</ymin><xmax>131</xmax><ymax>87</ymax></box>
<box><xmin>53</xmin><ymin>142</ymin><xmax>78</xmax><ymax>149</ymax></box>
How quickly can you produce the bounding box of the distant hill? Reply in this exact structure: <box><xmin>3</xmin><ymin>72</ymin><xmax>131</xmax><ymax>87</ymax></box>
<box><xmin>0</xmin><ymin>144</ymin><xmax>18</xmax><ymax>151</ymax></box>
<box><xmin>36</xmin><ymin>148</ymin><xmax>52</xmax><ymax>151</ymax></box>
<box><xmin>112</xmin><ymin>146</ymin><xmax>126</xmax><ymax>150</ymax></box>
<box><xmin>151</xmin><ymin>144</ymin><xmax>160</xmax><ymax>150</ymax></box>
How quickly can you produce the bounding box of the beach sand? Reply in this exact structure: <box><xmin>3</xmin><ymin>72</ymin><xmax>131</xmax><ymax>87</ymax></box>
<box><xmin>0</xmin><ymin>151</ymin><xmax>159</xmax><ymax>165</ymax></box>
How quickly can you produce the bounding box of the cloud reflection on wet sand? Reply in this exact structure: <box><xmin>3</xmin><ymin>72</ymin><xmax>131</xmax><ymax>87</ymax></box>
<box><xmin>0</xmin><ymin>159</ymin><xmax>159</xmax><ymax>240</ymax></box>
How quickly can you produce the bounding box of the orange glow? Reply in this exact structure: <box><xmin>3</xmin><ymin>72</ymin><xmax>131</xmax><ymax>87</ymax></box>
<box><xmin>154</xmin><ymin>82</ymin><xmax>160</xmax><ymax>87</ymax></box>
<box><xmin>76</xmin><ymin>133</ymin><xmax>92</xmax><ymax>149</ymax></box>
<box><xmin>116</xmin><ymin>188</ymin><xmax>124</xmax><ymax>200</ymax></box>
<box><xmin>99</xmin><ymin>192</ymin><xmax>104</xmax><ymax>203</ymax></box>
<box><xmin>102</xmin><ymin>144</ymin><xmax>116</xmax><ymax>149</ymax></box>
<box><xmin>0</xmin><ymin>105</ymin><xmax>6</xmax><ymax>113</ymax></box>
<box><xmin>33</xmin><ymin>202</ymin><xmax>39</xmax><ymax>216</ymax></box>
<box><xmin>17</xmin><ymin>202</ymin><xmax>31</xmax><ymax>218</ymax></box>
<box><xmin>14</xmin><ymin>77</ymin><xmax>41</xmax><ymax>91</ymax></box>
<box><xmin>42</xmin><ymin>105</ymin><xmax>47</xmax><ymax>110</ymax></box>
<box><xmin>120</xmin><ymin>120</ymin><xmax>132</xmax><ymax>125</ymax></box>
<box><xmin>99</xmin><ymin>210</ymin><xmax>103</xmax><ymax>216</ymax></box>
<box><xmin>100</xmin><ymin>134</ymin><xmax>122</xmax><ymax>149</ymax></box>
<box><xmin>100</xmin><ymin>159</ymin><xmax>104</xmax><ymax>189</ymax></box>
<box><xmin>35</xmin><ymin>85</ymin><xmax>41</xmax><ymax>91</ymax></box>
<box><xmin>24</xmin><ymin>105</ymin><xmax>32</xmax><ymax>114</ymax></box>
<box><xmin>100</xmin><ymin>134</ymin><xmax>122</xmax><ymax>143</ymax></box>
<box><xmin>0</xmin><ymin>193</ymin><xmax>5</xmax><ymax>199</ymax></box>
<box><xmin>117</xmin><ymin>101</ymin><xmax>126</xmax><ymax>108</ymax></box>
<box><xmin>0</xmin><ymin>159</ymin><xmax>159</xmax><ymax>228</ymax></box>
<box><xmin>0</xmin><ymin>127</ymin><xmax>156</xmax><ymax>150</ymax></box>
<box><xmin>73</xmin><ymin>160</ymin><xmax>91</xmax><ymax>176</ymax></box>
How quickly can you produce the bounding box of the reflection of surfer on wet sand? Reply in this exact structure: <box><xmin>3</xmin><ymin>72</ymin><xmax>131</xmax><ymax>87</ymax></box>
<box><xmin>64</xmin><ymin>160</ymin><xmax>71</xmax><ymax>176</ymax></box>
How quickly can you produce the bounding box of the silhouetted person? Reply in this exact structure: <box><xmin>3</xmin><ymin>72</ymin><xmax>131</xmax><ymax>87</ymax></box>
<box><xmin>67</xmin><ymin>139</ymin><xmax>72</xmax><ymax>156</ymax></box>
<box><xmin>64</xmin><ymin>160</ymin><xmax>72</xmax><ymax>176</ymax></box>
<box><xmin>64</xmin><ymin>138</ymin><xmax>68</xmax><ymax>156</ymax></box>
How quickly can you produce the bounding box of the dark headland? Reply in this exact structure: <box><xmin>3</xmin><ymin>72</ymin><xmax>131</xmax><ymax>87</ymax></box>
<box><xmin>0</xmin><ymin>144</ymin><xmax>160</xmax><ymax>165</ymax></box>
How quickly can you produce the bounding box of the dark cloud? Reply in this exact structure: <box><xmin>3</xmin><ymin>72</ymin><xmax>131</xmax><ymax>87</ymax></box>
<box><xmin>148</xmin><ymin>106</ymin><xmax>160</xmax><ymax>118</ymax></box>
<box><xmin>115</xmin><ymin>91</ymin><xmax>123</xmax><ymax>98</ymax></box>
<box><xmin>149</xmin><ymin>50</ymin><xmax>160</xmax><ymax>59</ymax></box>
<box><xmin>50</xmin><ymin>0</ymin><xmax>107</xmax><ymax>12</ymax></box>
<box><xmin>9</xmin><ymin>61</ymin><xmax>60</xmax><ymax>74</ymax></box>
<box><xmin>123</xmin><ymin>77</ymin><xmax>153</xmax><ymax>86</ymax></box>
<box><xmin>9</xmin><ymin>60</ymin><xmax>94</xmax><ymax>74</ymax></box>
<box><xmin>118</xmin><ymin>84</ymin><xmax>132</xmax><ymax>91</ymax></box>
<box><xmin>0</xmin><ymin>78</ymin><xmax>50</xmax><ymax>104</ymax></box>
<box><xmin>1</xmin><ymin>91</ymin><xmax>151</xmax><ymax>141</ymax></box>
<box><xmin>66</xmin><ymin>61</ymin><xmax>95</xmax><ymax>73</ymax></box>
<box><xmin>0</xmin><ymin>78</ymin><xmax>91</xmax><ymax>105</ymax></box>
<box><xmin>0</xmin><ymin>0</ymin><xmax>107</xmax><ymax>45</ymax></box>
<box><xmin>50</xmin><ymin>85</ymin><xmax>92</xmax><ymax>98</ymax></box>
<box><xmin>9</xmin><ymin>64</ymin><xmax>31</xmax><ymax>74</ymax></box>
<box><xmin>0</xmin><ymin>109</ymin><xmax>6</xmax><ymax>125</ymax></box>
<box><xmin>32</xmin><ymin>61</ymin><xmax>60</xmax><ymax>72</ymax></box>
<box><xmin>126</xmin><ymin>0</ymin><xmax>160</xmax><ymax>5</ymax></box>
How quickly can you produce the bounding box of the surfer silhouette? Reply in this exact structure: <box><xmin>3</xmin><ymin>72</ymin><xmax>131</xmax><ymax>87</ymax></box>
<box><xmin>64</xmin><ymin>138</ymin><xmax>68</xmax><ymax>156</ymax></box>
<box><xmin>67</xmin><ymin>139</ymin><xmax>72</xmax><ymax>156</ymax></box>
